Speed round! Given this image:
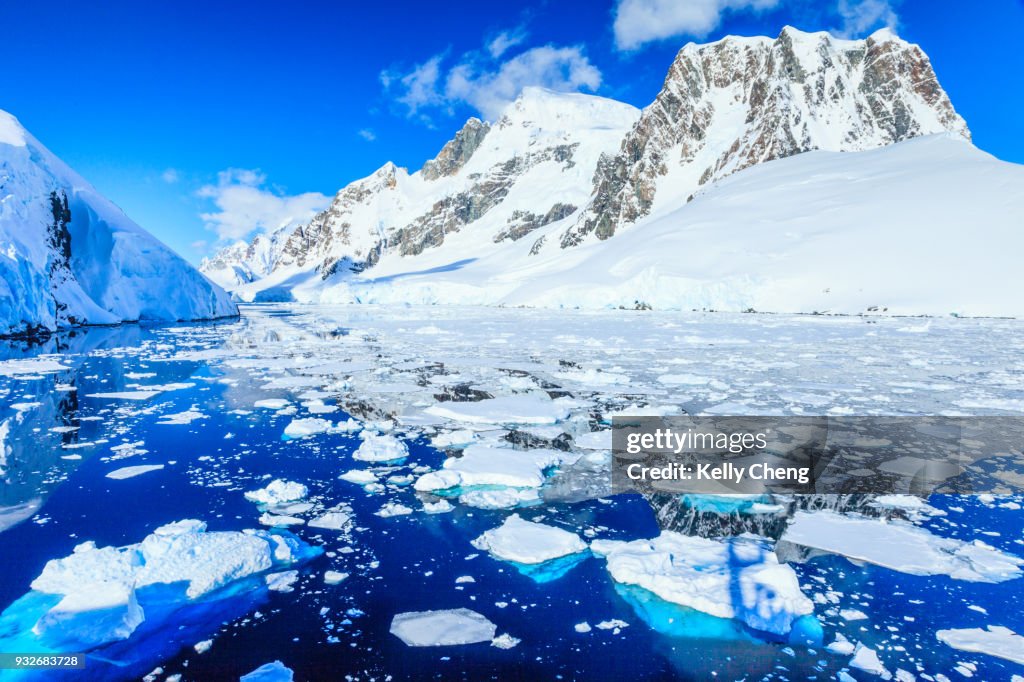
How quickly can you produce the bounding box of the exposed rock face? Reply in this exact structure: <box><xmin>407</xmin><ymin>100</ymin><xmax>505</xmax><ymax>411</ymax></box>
<box><xmin>559</xmin><ymin>27</ymin><xmax>969</xmax><ymax>247</ymax></box>
<box><xmin>421</xmin><ymin>118</ymin><xmax>490</xmax><ymax>181</ymax></box>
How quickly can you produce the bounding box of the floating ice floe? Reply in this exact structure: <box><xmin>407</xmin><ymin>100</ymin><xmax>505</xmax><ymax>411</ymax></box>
<box><xmin>431</xmin><ymin>429</ymin><xmax>478</xmax><ymax>449</ymax></box>
<box><xmin>353</xmin><ymin>431</ymin><xmax>408</xmax><ymax>462</ymax></box>
<box><xmin>491</xmin><ymin>633</ymin><xmax>520</xmax><ymax>649</ymax></box>
<box><xmin>254</xmin><ymin>398</ymin><xmax>290</xmax><ymax>410</ymax></box>
<box><xmin>779</xmin><ymin>511</ymin><xmax>1023</xmax><ymax>582</ymax></box>
<box><xmin>849</xmin><ymin>642</ymin><xmax>890</xmax><ymax>678</ymax></box>
<box><xmin>282</xmin><ymin>417</ymin><xmax>335</xmax><ymax>439</ymax></box>
<box><xmin>591</xmin><ymin>533</ymin><xmax>818</xmax><ymax>640</ymax></box>
<box><xmin>240</xmin><ymin>660</ymin><xmax>294</xmax><ymax>682</ymax></box>
<box><xmin>85</xmin><ymin>390</ymin><xmax>162</xmax><ymax>401</ymax></box>
<box><xmin>0</xmin><ymin>520</ymin><xmax>320</xmax><ymax>651</ymax></box>
<box><xmin>244</xmin><ymin>480</ymin><xmax>308</xmax><ymax>506</ymax></box>
<box><xmin>0</xmin><ymin>357</ymin><xmax>70</xmax><ymax>377</ymax></box>
<box><xmin>375</xmin><ymin>503</ymin><xmax>413</xmax><ymax>518</ymax></box>
<box><xmin>389</xmin><ymin>608</ymin><xmax>497</xmax><ymax>647</ymax></box>
<box><xmin>258</xmin><ymin>513</ymin><xmax>305</xmax><ymax>527</ymax></box>
<box><xmin>265</xmin><ymin>570</ymin><xmax>299</xmax><ymax>593</ymax></box>
<box><xmin>307</xmin><ymin>509</ymin><xmax>351</xmax><ymax>531</ymax></box>
<box><xmin>573</xmin><ymin>430</ymin><xmax>611</xmax><ymax>450</ymax></box>
<box><xmin>106</xmin><ymin>464</ymin><xmax>165</xmax><ymax>480</ymax></box>
<box><xmin>936</xmin><ymin>625</ymin><xmax>1024</xmax><ymax>665</ymax></box>
<box><xmin>339</xmin><ymin>469</ymin><xmax>378</xmax><ymax>485</ymax></box>
<box><xmin>425</xmin><ymin>395</ymin><xmax>570</xmax><ymax>426</ymax></box>
<box><xmin>157</xmin><ymin>407</ymin><xmax>207</xmax><ymax>425</ymax></box>
<box><xmin>422</xmin><ymin>499</ymin><xmax>454</xmax><ymax>514</ymax></box>
<box><xmin>324</xmin><ymin>571</ymin><xmax>348</xmax><ymax>585</ymax></box>
<box><xmin>472</xmin><ymin>514</ymin><xmax>587</xmax><ymax>565</ymax></box>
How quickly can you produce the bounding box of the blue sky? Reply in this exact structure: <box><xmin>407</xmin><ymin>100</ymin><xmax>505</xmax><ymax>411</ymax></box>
<box><xmin>1</xmin><ymin>0</ymin><xmax>1022</xmax><ymax>264</ymax></box>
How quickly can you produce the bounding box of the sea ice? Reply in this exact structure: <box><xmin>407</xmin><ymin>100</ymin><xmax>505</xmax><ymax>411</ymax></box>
<box><xmin>781</xmin><ymin>511</ymin><xmax>1023</xmax><ymax>582</ymax></box>
<box><xmin>244</xmin><ymin>480</ymin><xmax>308</xmax><ymax>506</ymax></box>
<box><xmin>240</xmin><ymin>660</ymin><xmax>294</xmax><ymax>682</ymax></box>
<box><xmin>353</xmin><ymin>431</ymin><xmax>408</xmax><ymax>462</ymax></box>
<box><xmin>591</xmin><ymin>533</ymin><xmax>816</xmax><ymax>637</ymax></box>
<box><xmin>936</xmin><ymin>625</ymin><xmax>1024</xmax><ymax>665</ymax></box>
<box><xmin>425</xmin><ymin>395</ymin><xmax>569</xmax><ymax>425</ymax></box>
<box><xmin>283</xmin><ymin>417</ymin><xmax>334</xmax><ymax>439</ymax></box>
<box><xmin>375</xmin><ymin>503</ymin><xmax>413</xmax><ymax>517</ymax></box>
<box><xmin>389</xmin><ymin>608</ymin><xmax>497</xmax><ymax>646</ymax></box>
<box><xmin>339</xmin><ymin>469</ymin><xmax>378</xmax><ymax>485</ymax></box>
<box><xmin>106</xmin><ymin>464</ymin><xmax>165</xmax><ymax>480</ymax></box>
<box><xmin>849</xmin><ymin>642</ymin><xmax>890</xmax><ymax>678</ymax></box>
<box><xmin>472</xmin><ymin>514</ymin><xmax>587</xmax><ymax>565</ymax></box>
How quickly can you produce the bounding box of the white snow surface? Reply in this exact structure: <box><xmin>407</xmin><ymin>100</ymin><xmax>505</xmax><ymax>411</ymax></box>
<box><xmin>472</xmin><ymin>514</ymin><xmax>587</xmax><ymax>564</ymax></box>
<box><xmin>782</xmin><ymin>511</ymin><xmax>1023</xmax><ymax>582</ymax></box>
<box><xmin>389</xmin><ymin>608</ymin><xmax>497</xmax><ymax>647</ymax></box>
<box><xmin>0</xmin><ymin>109</ymin><xmax>236</xmax><ymax>336</ymax></box>
<box><xmin>591</xmin><ymin>533</ymin><xmax>814</xmax><ymax>636</ymax></box>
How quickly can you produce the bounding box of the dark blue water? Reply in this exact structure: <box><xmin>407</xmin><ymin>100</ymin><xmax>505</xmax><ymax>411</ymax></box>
<box><xmin>0</xmin><ymin>320</ymin><xmax>1021</xmax><ymax>681</ymax></box>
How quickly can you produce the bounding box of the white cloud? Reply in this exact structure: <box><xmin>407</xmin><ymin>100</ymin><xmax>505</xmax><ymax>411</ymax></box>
<box><xmin>613</xmin><ymin>0</ymin><xmax>780</xmax><ymax>50</ymax></box>
<box><xmin>358</xmin><ymin>128</ymin><xmax>377</xmax><ymax>141</ymax></box>
<box><xmin>383</xmin><ymin>34</ymin><xmax>602</xmax><ymax>123</ymax></box>
<box><xmin>445</xmin><ymin>46</ymin><xmax>601</xmax><ymax>121</ymax></box>
<box><xmin>487</xmin><ymin>27</ymin><xmax>528</xmax><ymax>58</ymax></box>
<box><xmin>198</xmin><ymin>169</ymin><xmax>330</xmax><ymax>242</ymax></box>
<box><xmin>381</xmin><ymin>54</ymin><xmax>446</xmax><ymax>114</ymax></box>
<box><xmin>161</xmin><ymin>168</ymin><xmax>180</xmax><ymax>184</ymax></box>
<box><xmin>835</xmin><ymin>0</ymin><xmax>898</xmax><ymax>38</ymax></box>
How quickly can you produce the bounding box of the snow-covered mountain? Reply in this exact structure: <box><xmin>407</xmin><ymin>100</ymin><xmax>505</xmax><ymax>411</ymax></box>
<box><xmin>0</xmin><ymin>111</ymin><xmax>237</xmax><ymax>337</ymax></box>
<box><xmin>203</xmin><ymin>27</ymin><xmax>1024</xmax><ymax>317</ymax></box>
<box><xmin>201</xmin><ymin>87</ymin><xmax>640</xmax><ymax>301</ymax></box>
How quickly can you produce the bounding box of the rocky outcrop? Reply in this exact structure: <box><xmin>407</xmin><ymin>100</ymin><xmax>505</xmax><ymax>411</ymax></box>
<box><xmin>421</xmin><ymin>118</ymin><xmax>490</xmax><ymax>181</ymax></box>
<box><xmin>559</xmin><ymin>27</ymin><xmax>969</xmax><ymax>247</ymax></box>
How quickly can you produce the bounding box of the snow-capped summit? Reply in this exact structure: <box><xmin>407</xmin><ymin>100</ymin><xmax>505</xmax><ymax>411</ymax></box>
<box><xmin>559</xmin><ymin>25</ymin><xmax>970</xmax><ymax>246</ymax></box>
<box><xmin>0</xmin><ymin>110</ymin><xmax>237</xmax><ymax>337</ymax></box>
<box><xmin>204</xmin><ymin>88</ymin><xmax>640</xmax><ymax>301</ymax></box>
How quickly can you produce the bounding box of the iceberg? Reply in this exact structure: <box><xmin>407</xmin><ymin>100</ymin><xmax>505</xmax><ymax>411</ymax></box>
<box><xmin>424</xmin><ymin>395</ymin><xmax>569</xmax><ymax>426</ymax></box>
<box><xmin>244</xmin><ymin>480</ymin><xmax>308</xmax><ymax>506</ymax></box>
<box><xmin>0</xmin><ymin>519</ymin><xmax>321</xmax><ymax>652</ymax></box>
<box><xmin>472</xmin><ymin>514</ymin><xmax>587</xmax><ymax>565</ymax></box>
<box><xmin>389</xmin><ymin>608</ymin><xmax>497</xmax><ymax>647</ymax></box>
<box><xmin>353</xmin><ymin>431</ymin><xmax>408</xmax><ymax>462</ymax></box>
<box><xmin>591</xmin><ymin>532</ymin><xmax>817</xmax><ymax>639</ymax></box>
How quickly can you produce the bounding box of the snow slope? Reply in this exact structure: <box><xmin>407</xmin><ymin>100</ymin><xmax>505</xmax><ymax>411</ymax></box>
<box><xmin>0</xmin><ymin>110</ymin><xmax>237</xmax><ymax>337</ymax></box>
<box><xmin>320</xmin><ymin>135</ymin><xmax>1024</xmax><ymax>316</ymax></box>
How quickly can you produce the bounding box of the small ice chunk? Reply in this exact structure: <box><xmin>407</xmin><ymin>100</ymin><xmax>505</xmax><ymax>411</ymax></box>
<box><xmin>283</xmin><ymin>417</ymin><xmax>334</xmax><ymax>439</ymax></box>
<box><xmin>254</xmin><ymin>399</ymin><xmax>290</xmax><ymax>410</ymax></box>
<box><xmin>194</xmin><ymin>639</ymin><xmax>213</xmax><ymax>654</ymax></box>
<box><xmin>414</xmin><ymin>469</ymin><xmax>462</xmax><ymax>492</ymax></box>
<box><xmin>389</xmin><ymin>608</ymin><xmax>497</xmax><ymax>646</ymax></box>
<box><xmin>245</xmin><ymin>480</ymin><xmax>308</xmax><ymax>506</ymax></box>
<box><xmin>324</xmin><ymin>571</ymin><xmax>349</xmax><ymax>585</ymax></box>
<box><xmin>491</xmin><ymin>633</ymin><xmax>520</xmax><ymax>649</ymax></box>
<box><xmin>353</xmin><ymin>431</ymin><xmax>409</xmax><ymax>462</ymax></box>
<box><xmin>574</xmin><ymin>622</ymin><xmax>592</xmax><ymax>633</ymax></box>
<box><xmin>596</xmin><ymin>619</ymin><xmax>629</xmax><ymax>630</ymax></box>
<box><xmin>850</xmin><ymin>643</ymin><xmax>890</xmax><ymax>678</ymax></box>
<box><xmin>307</xmin><ymin>510</ymin><xmax>351</xmax><ymax>531</ymax></box>
<box><xmin>240</xmin><ymin>660</ymin><xmax>294</xmax><ymax>682</ymax></box>
<box><xmin>339</xmin><ymin>469</ymin><xmax>377</xmax><ymax>485</ymax></box>
<box><xmin>472</xmin><ymin>514</ymin><xmax>587</xmax><ymax>565</ymax></box>
<box><xmin>376</xmin><ymin>503</ymin><xmax>413</xmax><ymax>518</ymax></box>
<box><xmin>157</xmin><ymin>407</ymin><xmax>207</xmax><ymax>425</ymax></box>
<box><xmin>258</xmin><ymin>514</ymin><xmax>305</xmax><ymax>527</ymax></box>
<box><xmin>106</xmin><ymin>464</ymin><xmax>164</xmax><ymax>480</ymax></box>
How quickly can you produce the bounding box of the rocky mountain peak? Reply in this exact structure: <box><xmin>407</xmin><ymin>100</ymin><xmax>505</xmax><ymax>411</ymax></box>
<box><xmin>558</xmin><ymin>26</ymin><xmax>970</xmax><ymax>247</ymax></box>
<box><xmin>421</xmin><ymin>117</ymin><xmax>491</xmax><ymax>181</ymax></box>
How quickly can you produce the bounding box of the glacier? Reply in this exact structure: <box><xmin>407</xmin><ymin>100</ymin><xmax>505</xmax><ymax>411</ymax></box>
<box><xmin>0</xmin><ymin>110</ymin><xmax>237</xmax><ymax>338</ymax></box>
